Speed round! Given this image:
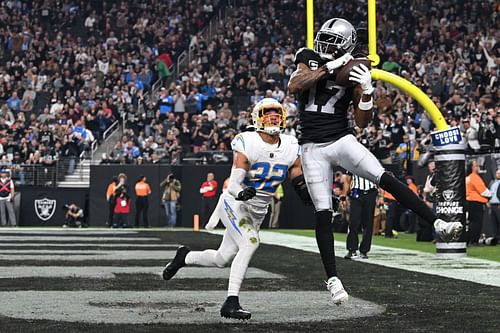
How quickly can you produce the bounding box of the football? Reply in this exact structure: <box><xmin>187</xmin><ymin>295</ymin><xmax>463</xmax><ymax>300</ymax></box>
<box><xmin>335</xmin><ymin>58</ymin><xmax>372</xmax><ymax>87</ymax></box>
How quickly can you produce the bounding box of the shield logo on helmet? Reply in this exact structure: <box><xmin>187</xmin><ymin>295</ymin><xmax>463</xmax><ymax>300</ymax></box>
<box><xmin>442</xmin><ymin>190</ymin><xmax>454</xmax><ymax>202</ymax></box>
<box><xmin>35</xmin><ymin>198</ymin><xmax>57</xmax><ymax>222</ymax></box>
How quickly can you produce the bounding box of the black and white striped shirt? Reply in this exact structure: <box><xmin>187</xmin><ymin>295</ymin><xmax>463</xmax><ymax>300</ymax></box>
<box><xmin>351</xmin><ymin>174</ymin><xmax>377</xmax><ymax>191</ymax></box>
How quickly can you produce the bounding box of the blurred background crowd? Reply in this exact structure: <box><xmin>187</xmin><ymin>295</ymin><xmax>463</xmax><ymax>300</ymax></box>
<box><xmin>0</xmin><ymin>0</ymin><xmax>498</xmax><ymax>174</ymax></box>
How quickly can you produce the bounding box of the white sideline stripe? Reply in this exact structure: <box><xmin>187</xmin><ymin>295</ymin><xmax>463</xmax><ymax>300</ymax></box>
<box><xmin>208</xmin><ymin>230</ymin><xmax>500</xmax><ymax>287</ymax></box>
<box><xmin>0</xmin><ymin>250</ymin><xmax>176</xmax><ymax>261</ymax></box>
<box><xmin>0</xmin><ymin>266</ymin><xmax>284</xmax><ymax>280</ymax></box>
<box><xmin>0</xmin><ymin>236</ymin><xmax>161</xmax><ymax>242</ymax></box>
<box><xmin>0</xmin><ymin>243</ymin><xmax>179</xmax><ymax>248</ymax></box>
<box><xmin>0</xmin><ymin>230</ymin><xmax>138</xmax><ymax>235</ymax></box>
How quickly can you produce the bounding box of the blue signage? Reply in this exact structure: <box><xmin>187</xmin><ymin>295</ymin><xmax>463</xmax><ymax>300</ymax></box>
<box><xmin>431</xmin><ymin>127</ymin><xmax>462</xmax><ymax>147</ymax></box>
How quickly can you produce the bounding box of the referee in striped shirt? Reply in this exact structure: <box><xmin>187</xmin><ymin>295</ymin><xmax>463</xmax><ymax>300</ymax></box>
<box><xmin>344</xmin><ymin>172</ymin><xmax>378</xmax><ymax>259</ymax></box>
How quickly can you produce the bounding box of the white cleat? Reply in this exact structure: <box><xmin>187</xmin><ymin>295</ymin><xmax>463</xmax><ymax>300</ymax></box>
<box><xmin>326</xmin><ymin>276</ymin><xmax>349</xmax><ymax>305</ymax></box>
<box><xmin>434</xmin><ymin>219</ymin><xmax>463</xmax><ymax>242</ymax></box>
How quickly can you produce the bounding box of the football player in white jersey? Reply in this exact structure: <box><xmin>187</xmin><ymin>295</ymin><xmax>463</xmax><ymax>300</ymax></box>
<box><xmin>162</xmin><ymin>98</ymin><xmax>312</xmax><ymax>320</ymax></box>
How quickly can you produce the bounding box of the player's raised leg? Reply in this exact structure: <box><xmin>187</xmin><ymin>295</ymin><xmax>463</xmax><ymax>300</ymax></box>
<box><xmin>335</xmin><ymin>135</ymin><xmax>463</xmax><ymax>242</ymax></box>
<box><xmin>162</xmin><ymin>197</ymin><xmax>238</xmax><ymax>279</ymax></box>
<box><xmin>301</xmin><ymin>142</ymin><xmax>348</xmax><ymax>305</ymax></box>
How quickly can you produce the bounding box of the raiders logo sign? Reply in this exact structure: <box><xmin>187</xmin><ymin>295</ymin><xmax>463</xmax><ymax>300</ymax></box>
<box><xmin>442</xmin><ymin>190</ymin><xmax>454</xmax><ymax>202</ymax></box>
<box><xmin>35</xmin><ymin>198</ymin><xmax>57</xmax><ymax>221</ymax></box>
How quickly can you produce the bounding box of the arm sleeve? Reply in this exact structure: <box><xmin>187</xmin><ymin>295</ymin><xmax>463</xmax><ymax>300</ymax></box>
<box><xmin>227</xmin><ymin>168</ymin><xmax>247</xmax><ymax>198</ymax></box>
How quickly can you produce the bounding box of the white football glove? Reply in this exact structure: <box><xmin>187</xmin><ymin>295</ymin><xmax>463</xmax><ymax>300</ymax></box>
<box><xmin>325</xmin><ymin>53</ymin><xmax>353</xmax><ymax>74</ymax></box>
<box><xmin>349</xmin><ymin>64</ymin><xmax>374</xmax><ymax>95</ymax></box>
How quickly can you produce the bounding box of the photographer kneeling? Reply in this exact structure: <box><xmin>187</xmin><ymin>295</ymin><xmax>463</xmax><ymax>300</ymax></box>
<box><xmin>63</xmin><ymin>204</ymin><xmax>85</xmax><ymax>228</ymax></box>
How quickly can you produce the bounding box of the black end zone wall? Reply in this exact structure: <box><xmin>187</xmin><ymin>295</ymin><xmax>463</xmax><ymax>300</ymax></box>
<box><xmin>88</xmin><ymin>164</ymin><xmax>316</xmax><ymax>228</ymax></box>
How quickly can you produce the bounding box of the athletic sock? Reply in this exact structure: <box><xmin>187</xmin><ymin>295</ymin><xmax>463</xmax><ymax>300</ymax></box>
<box><xmin>379</xmin><ymin>172</ymin><xmax>436</xmax><ymax>224</ymax></box>
<box><xmin>227</xmin><ymin>245</ymin><xmax>257</xmax><ymax>297</ymax></box>
<box><xmin>315</xmin><ymin>210</ymin><xmax>338</xmax><ymax>278</ymax></box>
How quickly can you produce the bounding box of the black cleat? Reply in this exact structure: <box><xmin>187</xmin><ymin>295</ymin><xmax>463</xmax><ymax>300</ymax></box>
<box><xmin>162</xmin><ymin>246</ymin><xmax>190</xmax><ymax>280</ymax></box>
<box><xmin>220</xmin><ymin>296</ymin><xmax>251</xmax><ymax>320</ymax></box>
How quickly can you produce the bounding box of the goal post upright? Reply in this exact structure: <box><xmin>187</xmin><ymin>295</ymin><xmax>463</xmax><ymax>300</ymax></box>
<box><xmin>306</xmin><ymin>0</ymin><xmax>314</xmax><ymax>49</ymax></box>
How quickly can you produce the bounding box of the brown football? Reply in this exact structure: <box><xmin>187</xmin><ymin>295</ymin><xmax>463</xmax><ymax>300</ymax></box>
<box><xmin>334</xmin><ymin>58</ymin><xmax>372</xmax><ymax>87</ymax></box>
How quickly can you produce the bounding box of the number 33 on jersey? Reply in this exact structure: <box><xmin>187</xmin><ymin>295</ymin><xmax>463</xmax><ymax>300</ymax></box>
<box><xmin>231</xmin><ymin>131</ymin><xmax>300</xmax><ymax>194</ymax></box>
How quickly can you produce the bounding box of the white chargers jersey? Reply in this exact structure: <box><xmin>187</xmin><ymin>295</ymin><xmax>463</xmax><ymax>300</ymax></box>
<box><xmin>231</xmin><ymin>131</ymin><xmax>300</xmax><ymax>201</ymax></box>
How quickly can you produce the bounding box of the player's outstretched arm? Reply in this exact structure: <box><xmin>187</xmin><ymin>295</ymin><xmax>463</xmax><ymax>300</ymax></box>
<box><xmin>288</xmin><ymin>63</ymin><xmax>329</xmax><ymax>94</ymax></box>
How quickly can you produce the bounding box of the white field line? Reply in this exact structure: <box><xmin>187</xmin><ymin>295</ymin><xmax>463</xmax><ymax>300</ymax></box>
<box><xmin>208</xmin><ymin>230</ymin><xmax>500</xmax><ymax>287</ymax></box>
<box><xmin>0</xmin><ymin>266</ymin><xmax>284</xmax><ymax>280</ymax></box>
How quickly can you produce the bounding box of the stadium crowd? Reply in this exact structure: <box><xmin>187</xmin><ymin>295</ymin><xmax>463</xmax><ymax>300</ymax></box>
<box><xmin>0</xmin><ymin>0</ymin><xmax>221</xmax><ymax>179</ymax></box>
<box><xmin>0</xmin><ymin>0</ymin><xmax>498</xmax><ymax>171</ymax></box>
<box><xmin>101</xmin><ymin>0</ymin><xmax>499</xmax><ymax>169</ymax></box>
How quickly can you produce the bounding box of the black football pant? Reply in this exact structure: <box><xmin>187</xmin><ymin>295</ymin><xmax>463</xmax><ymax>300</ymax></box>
<box><xmin>347</xmin><ymin>190</ymin><xmax>377</xmax><ymax>254</ymax></box>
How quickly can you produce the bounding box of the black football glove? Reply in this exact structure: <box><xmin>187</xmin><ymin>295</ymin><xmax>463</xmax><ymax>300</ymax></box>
<box><xmin>291</xmin><ymin>174</ymin><xmax>313</xmax><ymax>206</ymax></box>
<box><xmin>236</xmin><ymin>187</ymin><xmax>257</xmax><ymax>201</ymax></box>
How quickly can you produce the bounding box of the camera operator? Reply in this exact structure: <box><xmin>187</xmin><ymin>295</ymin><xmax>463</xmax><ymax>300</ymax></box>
<box><xmin>114</xmin><ymin>173</ymin><xmax>129</xmax><ymax>197</ymax></box>
<box><xmin>63</xmin><ymin>203</ymin><xmax>85</xmax><ymax>228</ymax></box>
<box><xmin>161</xmin><ymin>173</ymin><xmax>182</xmax><ymax>227</ymax></box>
<box><xmin>113</xmin><ymin>186</ymin><xmax>131</xmax><ymax>228</ymax></box>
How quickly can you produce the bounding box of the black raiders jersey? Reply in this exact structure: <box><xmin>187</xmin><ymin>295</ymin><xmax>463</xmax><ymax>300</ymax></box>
<box><xmin>293</xmin><ymin>48</ymin><xmax>354</xmax><ymax>144</ymax></box>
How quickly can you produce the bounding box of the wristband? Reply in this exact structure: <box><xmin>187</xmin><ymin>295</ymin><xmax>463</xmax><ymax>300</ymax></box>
<box><xmin>358</xmin><ymin>98</ymin><xmax>373</xmax><ymax>111</ymax></box>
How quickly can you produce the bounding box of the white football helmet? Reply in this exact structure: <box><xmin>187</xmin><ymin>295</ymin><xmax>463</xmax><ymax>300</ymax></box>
<box><xmin>252</xmin><ymin>98</ymin><xmax>286</xmax><ymax>135</ymax></box>
<box><xmin>314</xmin><ymin>18</ymin><xmax>357</xmax><ymax>60</ymax></box>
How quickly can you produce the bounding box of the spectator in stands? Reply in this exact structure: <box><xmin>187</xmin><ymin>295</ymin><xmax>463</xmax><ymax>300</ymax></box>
<box><xmin>6</xmin><ymin>91</ymin><xmax>20</xmax><ymax>112</ymax></box>
<box><xmin>395</xmin><ymin>134</ymin><xmax>419</xmax><ymax>172</ymax></box>
<box><xmin>158</xmin><ymin>88</ymin><xmax>173</xmax><ymax>122</ymax></box>
<box><xmin>173</xmin><ymin>87</ymin><xmax>187</xmax><ymax>114</ymax></box>
<box><xmin>123</xmin><ymin>141</ymin><xmax>141</xmax><ymax>164</ymax></box>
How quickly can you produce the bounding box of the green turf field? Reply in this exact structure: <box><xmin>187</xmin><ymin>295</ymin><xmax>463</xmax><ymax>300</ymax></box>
<box><xmin>275</xmin><ymin>229</ymin><xmax>500</xmax><ymax>262</ymax></box>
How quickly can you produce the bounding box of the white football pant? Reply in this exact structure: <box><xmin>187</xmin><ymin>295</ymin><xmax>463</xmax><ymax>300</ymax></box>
<box><xmin>301</xmin><ymin>134</ymin><xmax>385</xmax><ymax>211</ymax></box>
<box><xmin>185</xmin><ymin>193</ymin><xmax>266</xmax><ymax>296</ymax></box>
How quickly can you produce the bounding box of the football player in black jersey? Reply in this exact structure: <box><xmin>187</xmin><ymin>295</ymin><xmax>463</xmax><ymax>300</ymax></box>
<box><xmin>288</xmin><ymin>18</ymin><xmax>463</xmax><ymax>305</ymax></box>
